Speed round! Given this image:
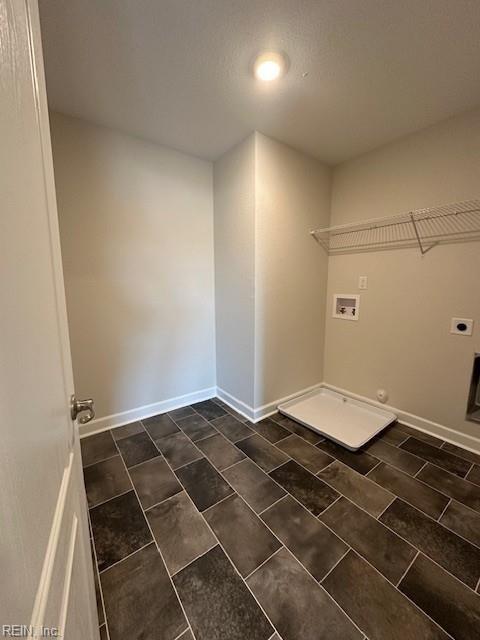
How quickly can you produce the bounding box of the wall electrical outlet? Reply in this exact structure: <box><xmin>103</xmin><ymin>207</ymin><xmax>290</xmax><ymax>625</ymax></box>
<box><xmin>450</xmin><ymin>318</ymin><xmax>473</xmax><ymax>336</ymax></box>
<box><xmin>358</xmin><ymin>276</ymin><xmax>368</xmax><ymax>290</ymax></box>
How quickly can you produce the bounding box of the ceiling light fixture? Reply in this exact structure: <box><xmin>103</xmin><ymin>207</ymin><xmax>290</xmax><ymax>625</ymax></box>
<box><xmin>253</xmin><ymin>51</ymin><xmax>287</xmax><ymax>82</ymax></box>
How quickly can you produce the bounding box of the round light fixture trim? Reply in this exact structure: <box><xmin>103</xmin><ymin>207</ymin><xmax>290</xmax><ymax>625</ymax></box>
<box><xmin>253</xmin><ymin>51</ymin><xmax>288</xmax><ymax>82</ymax></box>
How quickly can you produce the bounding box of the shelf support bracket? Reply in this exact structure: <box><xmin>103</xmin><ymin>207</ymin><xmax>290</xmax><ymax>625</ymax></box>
<box><xmin>409</xmin><ymin>213</ymin><xmax>437</xmax><ymax>255</ymax></box>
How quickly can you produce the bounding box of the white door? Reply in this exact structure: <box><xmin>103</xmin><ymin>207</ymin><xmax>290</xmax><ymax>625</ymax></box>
<box><xmin>0</xmin><ymin>1</ymin><xmax>98</xmax><ymax>638</ymax></box>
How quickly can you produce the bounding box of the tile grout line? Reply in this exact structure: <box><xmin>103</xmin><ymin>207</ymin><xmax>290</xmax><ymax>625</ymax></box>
<box><xmin>244</xmin><ymin>546</ymin><xmax>285</xmax><ymax>581</ymax></box>
<box><xmin>318</xmin><ymin>546</ymin><xmax>351</xmax><ymax>586</ymax></box>
<box><xmin>126</xmin><ymin>452</ymin><xmax>163</xmax><ymax>472</ymax></box>
<box><xmin>302</xmin><ymin>453</ymin><xmax>480</xmax><ymax>591</ymax></box>
<box><xmin>165</xmin><ymin>409</ymin><xmax>370</xmax><ymax>638</ymax></box>
<box><xmin>170</xmin><ymin>541</ymin><xmax>219</xmax><ymax>579</ymax></box>
<box><xmin>440</xmin><ymin>441</ymin><xmax>480</xmax><ymax>468</ymax></box>
<box><xmin>172</xmin><ymin>627</ymin><xmax>191</xmax><ymax>640</ymax></box>
<box><xmin>319</xmin><ymin>471</ymin><xmax>480</xmax><ymax>588</ymax></box>
<box><xmin>402</xmin><ymin>437</ymin><xmax>478</xmax><ymax>473</ymax></box>
<box><xmin>173</xmin><ymin>620</ymin><xmax>198</xmax><ymax>640</ymax></box>
<box><xmin>395</xmin><ymin>550</ymin><xmax>420</xmax><ymax>587</ymax></box>
<box><xmin>318</xmin><ymin>505</ymin><xmax>420</xmax><ymax>591</ymax></box>
<box><xmin>314</xmin><ymin>447</ymin><xmax>381</xmax><ymax>479</ymax></box>
<box><xmin>89</xmin><ymin>513</ymin><xmax>110</xmax><ymax>640</ymax></box>
<box><xmin>220</xmin><ymin>457</ymin><xmax>248</xmax><ymax>473</ymax></box>
<box><xmin>374</xmin><ymin>495</ymin><xmax>396</xmax><ymax>521</ymax></box>
<box><xmin>165</xmin><ymin>408</ymin><xmax>257</xmax><ymax>474</ymax></box>
<box><xmin>113</xmin><ymin>422</ymin><xmax>146</xmax><ymax>439</ymax></box>
<box><xmin>117</xmin><ymin>413</ymin><xmax>473</xmax><ymax>637</ymax></box>
<box><xmin>98</xmin><ymin>540</ymin><xmax>154</xmax><ymax>576</ymax></box>
<box><xmin>201</xmin><ymin>491</ymin><xmax>236</xmax><ymax>514</ymax></box>
<box><xmin>190</xmin><ymin>430</ymin><xmax>223</xmax><ymax>444</ymax></box>
<box><xmin>170</xmin><ymin>463</ymin><xmax>283</xmax><ymax>639</ymax></box>
<box><xmin>150</xmin><ymin>428</ymin><xmax>206</xmax><ymax>463</ymax></box>
<box><xmin>347</xmin><ymin>494</ymin><xmax>480</xmax><ymax>595</ymax></box>
<box><xmin>362</xmin><ymin>451</ymin><xmax>480</xmax><ymax>523</ymax></box>
<box><xmin>315</xmin><ymin>493</ymin><xmax>343</xmax><ymax>518</ymax></box>
<box><xmin>364</xmin><ymin>465</ymin><xmax>379</xmax><ymax>478</ymax></box>
<box><xmin>365</xmin><ymin>459</ymin><xmax>383</xmax><ymax>476</ymax></box>
<box><xmin>267</xmin><ymin>413</ymin><xmax>324</xmax><ymax>445</ymax></box>
<box><xmin>89</xmin><ymin>487</ymin><xmax>133</xmax><ymax>511</ymax></box>
<box><xmin>115</xmin><ymin>412</ymin><xmax>480</xmax><ymax>575</ymax></box>
<box><xmin>317</xmin><ymin>524</ymin><xmax>456</xmax><ymax>640</ymax></box>
<box><xmin>169</xmin><ymin>453</ymin><xmax>205</xmax><ymax>473</ymax></box>
<box><xmin>137</xmin><ymin>404</ymin><xmax>285</xmax><ymax>637</ymax></box>
<box><xmin>110</xmin><ymin>438</ymin><xmax>197</xmax><ymax>640</ymax></box>
<box><xmin>401</xmin><ymin>442</ymin><xmax>476</xmax><ymax>481</ymax></box>
<box><xmin>413</xmin><ymin>461</ymin><xmax>428</xmax><ymax>477</ymax></box>
<box><xmin>269</xmin><ymin>433</ymin><xmax>294</xmax><ymax>446</ymax></box>
<box><xmin>258</xmin><ymin>494</ymin><xmax>289</xmax><ymax>517</ymax></box>
<box><xmin>436</xmin><ymin>497</ymin><xmax>452</xmax><ymax>523</ymax></box>
<box><xmin>390</xmin><ymin>429</ymin><xmax>445</xmax><ymax>450</ymax></box>
<box><xmin>277</xmin><ymin>443</ymin><xmax>338</xmax><ymax>476</ymax></box>
<box><xmin>265</xmin><ymin>457</ymin><xmax>293</xmax><ymax>475</ymax></box>
<box><xmin>141</xmin><ymin>416</ymin><xmax>241</xmax><ymax>496</ymax></box>
<box><xmin>177</xmin><ymin>433</ymin><xmax>249</xmax><ymax>481</ymax></box>
<box><xmin>143</xmin><ymin>487</ymin><xmax>184</xmax><ymax>513</ymax></box>
<box><xmin>408</xmin><ymin>459</ymin><xmax>480</xmax><ymax>518</ymax></box>
<box><xmin>174</xmin><ymin>412</ymin><xmax>480</xmax><ymax>600</ymax></box>
<box><xmin>211</xmin><ymin>439</ymin><xmax>374</xmax><ymax>638</ymax></box>
<box><xmin>315</xmin><ymin>458</ymin><xmax>337</xmax><ymax>475</ymax></box>
<box><xmin>465</xmin><ymin>462</ymin><xmax>475</xmax><ymax>479</ymax></box>
<box><xmin>280</xmin><ymin>544</ymin><xmax>366</xmax><ymax>639</ymax></box>
<box><xmin>143</xmin><ymin>415</ymin><xmax>212</xmax><ymax>473</ymax></box>
<box><xmin>167</xmin><ymin>410</ymin><xmax>196</xmax><ymax>420</ymax></box>
<box><xmin>314</xmin><ymin>458</ymin><xmax>394</xmax><ymax>520</ymax></box>
<box><xmin>245</xmin><ymin>431</ymin><xmax>372</xmax><ymax>514</ymax></box>
<box><xmin>82</xmin><ymin>452</ymin><xmax>119</xmax><ymax>470</ymax></box>
<box><xmin>382</xmin><ymin>494</ymin><xmax>480</xmax><ymax>556</ymax></box>
<box><xmin>362</xmin><ymin>441</ymin><xmax>427</xmax><ymax>477</ymax></box>
<box><xmin>84</xmin><ymin>416</ymin><xmax>394</xmax><ymax>604</ymax></box>
<box><xmin>210</xmin><ymin>397</ymin><xmax>249</xmax><ymax>422</ymax></box>
<box><xmin>194</xmin><ymin>427</ymin><xmax>251</xmax><ymax>467</ymax></box>
<box><xmin>88</xmin><ymin>406</ymin><xmax>479</xmax><ymax>639</ymax></box>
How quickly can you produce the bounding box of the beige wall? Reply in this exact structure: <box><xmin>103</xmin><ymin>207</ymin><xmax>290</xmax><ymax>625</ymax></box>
<box><xmin>214</xmin><ymin>132</ymin><xmax>330</xmax><ymax>413</ymax></box>
<box><xmin>50</xmin><ymin>112</ymin><xmax>216</xmax><ymax>419</ymax></box>
<box><xmin>51</xmin><ymin>106</ymin><xmax>480</xmax><ymax>436</ymax></box>
<box><xmin>255</xmin><ymin>133</ymin><xmax>330</xmax><ymax>407</ymax></box>
<box><xmin>325</xmin><ymin>108</ymin><xmax>480</xmax><ymax>438</ymax></box>
<box><xmin>213</xmin><ymin>135</ymin><xmax>256</xmax><ymax>407</ymax></box>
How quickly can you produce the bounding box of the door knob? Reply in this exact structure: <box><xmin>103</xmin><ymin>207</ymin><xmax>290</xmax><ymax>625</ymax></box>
<box><xmin>70</xmin><ymin>395</ymin><xmax>95</xmax><ymax>424</ymax></box>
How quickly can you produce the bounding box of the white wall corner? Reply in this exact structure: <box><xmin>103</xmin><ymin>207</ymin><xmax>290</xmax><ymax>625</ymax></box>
<box><xmin>217</xmin><ymin>382</ymin><xmax>324</xmax><ymax>423</ymax></box>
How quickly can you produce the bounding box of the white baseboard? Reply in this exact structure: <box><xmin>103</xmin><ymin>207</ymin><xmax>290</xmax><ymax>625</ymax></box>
<box><xmin>215</xmin><ymin>388</ymin><xmax>255</xmax><ymax>421</ymax></box>
<box><xmin>216</xmin><ymin>382</ymin><xmax>323</xmax><ymax>423</ymax></box>
<box><xmin>80</xmin><ymin>380</ymin><xmax>480</xmax><ymax>456</ymax></box>
<box><xmin>323</xmin><ymin>382</ymin><xmax>480</xmax><ymax>455</ymax></box>
<box><xmin>79</xmin><ymin>387</ymin><xmax>217</xmax><ymax>437</ymax></box>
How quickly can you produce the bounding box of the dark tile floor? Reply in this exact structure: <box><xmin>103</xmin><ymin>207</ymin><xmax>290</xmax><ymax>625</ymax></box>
<box><xmin>82</xmin><ymin>399</ymin><xmax>480</xmax><ymax>640</ymax></box>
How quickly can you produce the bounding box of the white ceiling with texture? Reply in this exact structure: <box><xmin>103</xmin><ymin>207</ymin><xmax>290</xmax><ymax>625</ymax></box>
<box><xmin>39</xmin><ymin>0</ymin><xmax>480</xmax><ymax>164</ymax></box>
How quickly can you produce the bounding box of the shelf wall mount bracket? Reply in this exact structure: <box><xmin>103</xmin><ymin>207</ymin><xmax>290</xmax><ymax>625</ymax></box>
<box><xmin>409</xmin><ymin>213</ymin><xmax>438</xmax><ymax>255</ymax></box>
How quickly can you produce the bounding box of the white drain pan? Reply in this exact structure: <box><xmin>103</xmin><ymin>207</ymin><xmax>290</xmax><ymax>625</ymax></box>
<box><xmin>278</xmin><ymin>388</ymin><xmax>396</xmax><ymax>451</ymax></box>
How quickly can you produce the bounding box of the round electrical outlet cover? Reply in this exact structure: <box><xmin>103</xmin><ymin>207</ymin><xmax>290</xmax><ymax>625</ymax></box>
<box><xmin>376</xmin><ymin>389</ymin><xmax>388</xmax><ymax>403</ymax></box>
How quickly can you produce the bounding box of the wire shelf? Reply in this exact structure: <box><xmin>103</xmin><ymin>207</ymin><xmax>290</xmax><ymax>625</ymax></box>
<box><xmin>311</xmin><ymin>199</ymin><xmax>480</xmax><ymax>255</ymax></box>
